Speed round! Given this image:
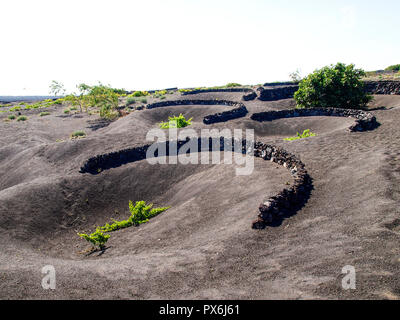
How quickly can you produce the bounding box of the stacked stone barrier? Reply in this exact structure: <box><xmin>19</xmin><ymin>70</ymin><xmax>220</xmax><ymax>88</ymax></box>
<box><xmin>257</xmin><ymin>85</ymin><xmax>299</xmax><ymax>101</ymax></box>
<box><xmin>256</xmin><ymin>80</ymin><xmax>400</xmax><ymax>102</ymax></box>
<box><xmin>251</xmin><ymin>107</ymin><xmax>378</xmax><ymax>132</ymax></box>
<box><xmin>181</xmin><ymin>88</ymin><xmax>254</xmax><ymax>95</ymax></box>
<box><xmin>363</xmin><ymin>81</ymin><xmax>400</xmax><ymax>95</ymax></box>
<box><xmin>79</xmin><ymin>137</ymin><xmax>313</xmax><ymax>230</ymax></box>
<box><xmin>145</xmin><ymin>99</ymin><xmax>248</xmax><ymax>124</ymax></box>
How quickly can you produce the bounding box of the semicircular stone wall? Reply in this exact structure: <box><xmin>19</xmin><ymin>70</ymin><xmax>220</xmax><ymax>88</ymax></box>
<box><xmin>79</xmin><ymin>137</ymin><xmax>313</xmax><ymax>230</ymax></box>
<box><xmin>251</xmin><ymin>107</ymin><xmax>378</xmax><ymax>132</ymax></box>
<box><xmin>145</xmin><ymin>99</ymin><xmax>248</xmax><ymax>124</ymax></box>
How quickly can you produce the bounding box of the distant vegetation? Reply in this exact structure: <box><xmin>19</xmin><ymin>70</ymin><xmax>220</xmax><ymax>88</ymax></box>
<box><xmin>295</xmin><ymin>63</ymin><xmax>372</xmax><ymax>110</ymax></box>
<box><xmin>226</xmin><ymin>83</ymin><xmax>242</xmax><ymax>87</ymax></box>
<box><xmin>63</xmin><ymin>83</ymin><xmax>121</xmax><ymax>119</ymax></box>
<box><xmin>159</xmin><ymin>113</ymin><xmax>193</xmax><ymax>129</ymax></box>
<box><xmin>49</xmin><ymin>80</ymin><xmax>66</xmax><ymax>96</ymax></box>
<box><xmin>39</xmin><ymin>112</ymin><xmax>50</xmax><ymax>117</ymax></box>
<box><xmin>284</xmin><ymin>129</ymin><xmax>316</xmax><ymax>141</ymax></box>
<box><xmin>385</xmin><ymin>64</ymin><xmax>400</xmax><ymax>72</ymax></box>
<box><xmin>178</xmin><ymin>83</ymin><xmax>245</xmax><ymax>93</ymax></box>
<box><xmin>289</xmin><ymin>69</ymin><xmax>302</xmax><ymax>82</ymax></box>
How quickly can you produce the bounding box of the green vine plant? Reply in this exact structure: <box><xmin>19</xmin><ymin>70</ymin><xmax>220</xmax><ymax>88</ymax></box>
<box><xmin>284</xmin><ymin>129</ymin><xmax>316</xmax><ymax>141</ymax></box>
<box><xmin>159</xmin><ymin>113</ymin><xmax>192</xmax><ymax>129</ymax></box>
<box><xmin>78</xmin><ymin>201</ymin><xmax>170</xmax><ymax>252</ymax></box>
<box><xmin>78</xmin><ymin>228</ymin><xmax>110</xmax><ymax>251</ymax></box>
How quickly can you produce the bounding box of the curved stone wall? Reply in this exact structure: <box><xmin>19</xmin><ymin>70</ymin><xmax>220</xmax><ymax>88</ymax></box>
<box><xmin>251</xmin><ymin>107</ymin><xmax>378</xmax><ymax>132</ymax></box>
<box><xmin>257</xmin><ymin>85</ymin><xmax>299</xmax><ymax>101</ymax></box>
<box><xmin>181</xmin><ymin>88</ymin><xmax>253</xmax><ymax>95</ymax></box>
<box><xmin>363</xmin><ymin>81</ymin><xmax>400</xmax><ymax>95</ymax></box>
<box><xmin>79</xmin><ymin>137</ymin><xmax>313</xmax><ymax>230</ymax></box>
<box><xmin>181</xmin><ymin>88</ymin><xmax>258</xmax><ymax>102</ymax></box>
<box><xmin>263</xmin><ymin>81</ymin><xmax>300</xmax><ymax>87</ymax></box>
<box><xmin>256</xmin><ymin>80</ymin><xmax>400</xmax><ymax>102</ymax></box>
<box><xmin>145</xmin><ymin>99</ymin><xmax>248</xmax><ymax>124</ymax></box>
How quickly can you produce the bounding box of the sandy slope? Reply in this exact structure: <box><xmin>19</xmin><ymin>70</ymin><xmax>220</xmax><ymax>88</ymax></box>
<box><xmin>0</xmin><ymin>94</ymin><xmax>399</xmax><ymax>299</ymax></box>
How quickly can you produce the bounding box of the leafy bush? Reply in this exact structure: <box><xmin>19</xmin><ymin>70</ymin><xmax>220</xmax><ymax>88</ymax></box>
<box><xmin>17</xmin><ymin>116</ymin><xmax>27</xmax><ymax>121</ymax></box>
<box><xmin>385</xmin><ymin>64</ymin><xmax>400</xmax><ymax>72</ymax></box>
<box><xmin>70</xmin><ymin>130</ymin><xmax>86</xmax><ymax>138</ymax></box>
<box><xmin>284</xmin><ymin>129</ymin><xmax>316</xmax><ymax>141</ymax></box>
<box><xmin>294</xmin><ymin>63</ymin><xmax>372</xmax><ymax>109</ymax></box>
<box><xmin>159</xmin><ymin>113</ymin><xmax>193</xmax><ymax>129</ymax></box>
<box><xmin>39</xmin><ymin>112</ymin><xmax>50</xmax><ymax>117</ymax></box>
<box><xmin>62</xmin><ymin>83</ymin><xmax>120</xmax><ymax>119</ymax></box>
<box><xmin>226</xmin><ymin>83</ymin><xmax>242</xmax><ymax>87</ymax></box>
<box><xmin>154</xmin><ymin>90</ymin><xmax>167</xmax><ymax>96</ymax></box>
<box><xmin>25</xmin><ymin>102</ymin><xmax>43</xmax><ymax>110</ymax></box>
<box><xmin>126</xmin><ymin>97</ymin><xmax>137</xmax><ymax>105</ymax></box>
<box><xmin>78</xmin><ymin>228</ymin><xmax>110</xmax><ymax>250</ymax></box>
<box><xmin>129</xmin><ymin>91</ymin><xmax>149</xmax><ymax>97</ymax></box>
<box><xmin>64</xmin><ymin>109</ymin><xmax>70</xmax><ymax>114</ymax></box>
<box><xmin>78</xmin><ymin>201</ymin><xmax>169</xmax><ymax>250</ymax></box>
<box><xmin>139</xmin><ymin>98</ymin><xmax>147</xmax><ymax>104</ymax></box>
<box><xmin>8</xmin><ymin>115</ymin><xmax>16</xmax><ymax>120</ymax></box>
<box><xmin>100</xmin><ymin>201</ymin><xmax>169</xmax><ymax>232</ymax></box>
<box><xmin>9</xmin><ymin>106</ymin><xmax>21</xmax><ymax>112</ymax></box>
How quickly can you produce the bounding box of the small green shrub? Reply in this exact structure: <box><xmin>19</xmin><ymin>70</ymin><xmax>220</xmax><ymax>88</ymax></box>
<box><xmin>226</xmin><ymin>83</ymin><xmax>242</xmax><ymax>87</ymax></box>
<box><xmin>17</xmin><ymin>116</ymin><xmax>27</xmax><ymax>121</ymax></box>
<box><xmin>178</xmin><ymin>89</ymin><xmax>191</xmax><ymax>93</ymax></box>
<box><xmin>126</xmin><ymin>97</ymin><xmax>137</xmax><ymax>105</ymax></box>
<box><xmin>64</xmin><ymin>109</ymin><xmax>70</xmax><ymax>114</ymax></box>
<box><xmin>70</xmin><ymin>130</ymin><xmax>86</xmax><ymax>138</ymax></box>
<box><xmin>9</xmin><ymin>106</ymin><xmax>21</xmax><ymax>112</ymax></box>
<box><xmin>129</xmin><ymin>91</ymin><xmax>149</xmax><ymax>97</ymax></box>
<box><xmin>39</xmin><ymin>112</ymin><xmax>50</xmax><ymax>117</ymax></box>
<box><xmin>78</xmin><ymin>228</ymin><xmax>110</xmax><ymax>250</ymax></box>
<box><xmin>100</xmin><ymin>201</ymin><xmax>169</xmax><ymax>233</ymax></box>
<box><xmin>139</xmin><ymin>98</ymin><xmax>147</xmax><ymax>104</ymax></box>
<box><xmin>69</xmin><ymin>106</ymin><xmax>78</xmax><ymax>111</ymax></box>
<box><xmin>159</xmin><ymin>113</ymin><xmax>192</xmax><ymax>129</ymax></box>
<box><xmin>294</xmin><ymin>63</ymin><xmax>372</xmax><ymax>110</ymax></box>
<box><xmin>8</xmin><ymin>115</ymin><xmax>16</xmax><ymax>120</ymax></box>
<box><xmin>284</xmin><ymin>129</ymin><xmax>316</xmax><ymax>141</ymax></box>
<box><xmin>78</xmin><ymin>201</ymin><xmax>169</xmax><ymax>250</ymax></box>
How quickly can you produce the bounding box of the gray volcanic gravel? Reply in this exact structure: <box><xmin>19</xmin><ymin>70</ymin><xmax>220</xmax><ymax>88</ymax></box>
<box><xmin>0</xmin><ymin>93</ymin><xmax>399</xmax><ymax>299</ymax></box>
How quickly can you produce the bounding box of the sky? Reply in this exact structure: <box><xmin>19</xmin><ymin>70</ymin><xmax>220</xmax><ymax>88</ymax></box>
<box><xmin>0</xmin><ymin>0</ymin><xmax>399</xmax><ymax>95</ymax></box>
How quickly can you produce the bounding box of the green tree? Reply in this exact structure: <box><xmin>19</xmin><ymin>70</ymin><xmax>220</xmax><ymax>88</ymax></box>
<box><xmin>289</xmin><ymin>69</ymin><xmax>302</xmax><ymax>82</ymax></box>
<box><xmin>294</xmin><ymin>63</ymin><xmax>372</xmax><ymax>109</ymax></box>
<box><xmin>49</xmin><ymin>80</ymin><xmax>66</xmax><ymax>96</ymax></box>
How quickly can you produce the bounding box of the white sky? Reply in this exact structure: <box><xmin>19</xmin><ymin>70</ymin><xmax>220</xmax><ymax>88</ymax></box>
<box><xmin>0</xmin><ymin>0</ymin><xmax>399</xmax><ymax>95</ymax></box>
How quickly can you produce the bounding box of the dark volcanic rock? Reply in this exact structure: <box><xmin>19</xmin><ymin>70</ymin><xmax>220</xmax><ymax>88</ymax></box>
<box><xmin>257</xmin><ymin>85</ymin><xmax>299</xmax><ymax>101</ymax></box>
<box><xmin>242</xmin><ymin>91</ymin><xmax>257</xmax><ymax>101</ymax></box>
